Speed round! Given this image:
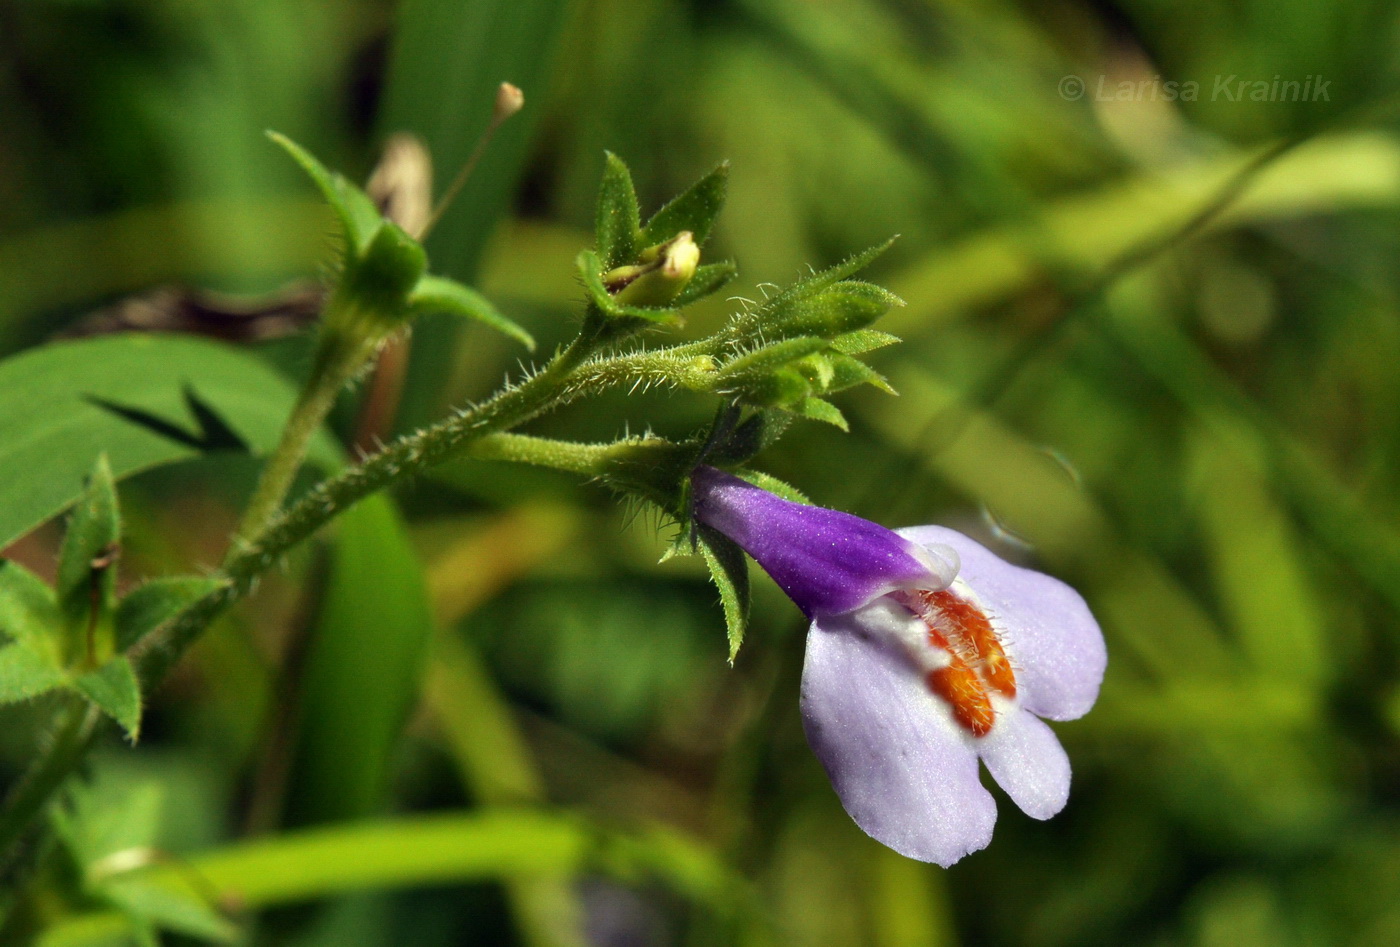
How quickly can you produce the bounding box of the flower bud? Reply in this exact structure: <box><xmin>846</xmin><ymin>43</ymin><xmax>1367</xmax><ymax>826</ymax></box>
<box><xmin>605</xmin><ymin>231</ymin><xmax>700</xmax><ymax>307</ymax></box>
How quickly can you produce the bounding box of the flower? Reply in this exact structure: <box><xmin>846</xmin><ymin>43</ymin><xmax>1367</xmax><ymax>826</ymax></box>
<box><xmin>690</xmin><ymin>466</ymin><xmax>1106</xmax><ymax>866</ymax></box>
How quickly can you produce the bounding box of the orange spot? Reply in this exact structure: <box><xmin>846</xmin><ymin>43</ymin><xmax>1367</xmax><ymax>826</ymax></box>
<box><xmin>926</xmin><ymin>590</ymin><xmax>1016</xmax><ymax>699</ymax></box>
<box><xmin>895</xmin><ymin>587</ymin><xmax>1017</xmax><ymax>738</ymax></box>
<box><xmin>927</xmin><ymin>663</ymin><xmax>995</xmax><ymax>737</ymax></box>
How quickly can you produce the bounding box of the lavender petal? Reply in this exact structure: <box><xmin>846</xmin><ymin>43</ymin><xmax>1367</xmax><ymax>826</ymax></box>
<box><xmin>801</xmin><ymin>601</ymin><xmax>996</xmax><ymax>865</ymax></box>
<box><xmin>976</xmin><ymin>708</ymin><xmax>1072</xmax><ymax>820</ymax></box>
<box><xmin>898</xmin><ymin>526</ymin><xmax>1106</xmax><ymax>721</ymax></box>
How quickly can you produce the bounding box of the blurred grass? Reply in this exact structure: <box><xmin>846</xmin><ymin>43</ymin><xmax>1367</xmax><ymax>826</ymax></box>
<box><xmin>4</xmin><ymin>0</ymin><xmax>1400</xmax><ymax>944</ymax></box>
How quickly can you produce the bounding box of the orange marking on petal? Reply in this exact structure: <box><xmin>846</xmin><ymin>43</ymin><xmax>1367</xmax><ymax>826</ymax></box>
<box><xmin>894</xmin><ymin>586</ymin><xmax>1017</xmax><ymax>737</ymax></box>
<box><xmin>926</xmin><ymin>589</ymin><xmax>1017</xmax><ymax>699</ymax></box>
<box><xmin>927</xmin><ymin>663</ymin><xmax>995</xmax><ymax>737</ymax></box>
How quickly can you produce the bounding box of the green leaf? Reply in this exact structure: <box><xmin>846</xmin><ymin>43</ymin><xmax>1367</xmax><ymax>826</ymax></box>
<box><xmin>595</xmin><ymin>152</ymin><xmax>642</xmax><ymax>268</ymax></box>
<box><xmin>408</xmin><ymin>275</ymin><xmax>535</xmax><ymax>350</ymax></box>
<box><xmin>767</xmin><ymin>238</ymin><xmax>896</xmax><ymax>309</ymax></box>
<box><xmin>717</xmin><ymin>337</ymin><xmax>831</xmax><ymax>383</ymax></box>
<box><xmin>577</xmin><ymin>250</ymin><xmax>679</xmax><ymax>324</ymax></box>
<box><xmin>824</xmin><ymin>352</ymin><xmax>896</xmax><ymax>395</ymax></box>
<box><xmin>267</xmin><ymin>131</ymin><xmax>382</xmax><ymax>257</ymax></box>
<box><xmin>696</xmin><ymin>525</ymin><xmax>750</xmax><ymax>663</ymax></box>
<box><xmin>770</xmin><ymin>282</ymin><xmax>903</xmax><ymax>339</ymax></box>
<box><xmin>56</xmin><ymin>455</ymin><xmax>121</xmax><ymax>634</ymax></box>
<box><xmin>0</xmin><ymin>559</ymin><xmax>63</xmax><ymax>652</ymax></box>
<box><xmin>794</xmin><ymin>397</ymin><xmax>849</xmax><ymax>430</ymax></box>
<box><xmin>0</xmin><ymin>333</ymin><xmax>340</xmax><ymax>552</ymax></box>
<box><xmin>0</xmin><ymin>644</ymin><xmax>65</xmax><ymax>704</ymax></box>
<box><xmin>102</xmin><ymin>877</ymin><xmax>239</xmax><ymax>943</ymax></box>
<box><xmin>75</xmin><ymin>656</ymin><xmax>142</xmax><ymax>739</ymax></box>
<box><xmin>672</xmin><ymin>261</ymin><xmax>738</xmax><ymax>308</ymax></box>
<box><xmin>114</xmin><ymin>577</ymin><xmax>231</xmax><ymax>652</ymax></box>
<box><xmin>830</xmin><ymin>329</ymin><xmax>901</xmax><ymax>355</ymax></box>
<box><xmin>282</xmin><ymin>495</ymin><xmax>433</xmax><ymax>827</ymax></box>
<box><xmin>641</xmin><ymin>161</ymin><xmax>730</xmax><ymax>247</ymax></box>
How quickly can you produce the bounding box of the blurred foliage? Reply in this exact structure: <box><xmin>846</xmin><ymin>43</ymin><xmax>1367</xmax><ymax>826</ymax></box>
<box><xmin>3</xmin><ymin>0</ymin><xmax>1400</xmax><ymax>945</ymax></box>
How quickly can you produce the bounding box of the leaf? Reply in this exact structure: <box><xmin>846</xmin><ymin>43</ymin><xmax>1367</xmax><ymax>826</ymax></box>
<box><xmin>267</xmin><ymin>131</ymin><xmax>382</xmax><ymax>258</ymax></box>
<box><xmin>114</xmin><ymin>576</ymin><xmax>231</xmax><ymax>652</ymax></box>
<box><xmin>696</xmin><ymin>525</ymin><xmax>750</xmax><ymax>663</ymax></box>
<box><xmin>671</xmin><ymin>261</ymin><xmax>738</xmax><ymax>308</ymax></box>
<box><xmin>770</xmin><ymin>282</ymin><xmax>903</xmax><ymax>340</ymax></box>
<box><xmin>56</xmin><ymin>455</ymin><xmax>121</xmax><ymax>632</ymax></box>
<box><xmin>794</xmin><ymin>397</ymin><xmax>849</xmax><ymax>430</ymax></box>
<box><xmin>716</xmin><ymin>337</ymin><xmax>831</xmax><ymax>383</ymax></box>
<box><xmin>0</xmin><ymin>333</ymin><xmax>340</xmax><ymax>551</ymax></box>
<box><xmin>0</xmin><ymin>559</ymin><xmax>63</xmax><ymax>652</ymax></box>
<box><xmin>282</xmin><ymin>494</ymin><xmax>434</xmax><ymax>827</ymax></box>
<box><xmin>102</xmin><ymin>877</ymin><xmax>239</xmax><ymax>943</ymax></box>
<box><xmin>767</xmin><ymin>238</ymin><xmax>897</xmax><ymax>309</ymax></box>
<box><xmin>408</xmin><ymin>275</ymin><xmax>535</xmax><ymax>350</ymax></box>
<box><xmin>75</xmin><ymin>656</ymin><xmax>142</xmax><ymax>739</ymax></box>
<box><xmin>0</xmin><ymin>644</ymin><xmax>65</xmax><ymax>704</ymax></box>
<box><xmin>641</xmin><ymin>161</ymin><xmax>730</xmax><ymax>247</ymax></box>
<box><xmin>830</xmin><ymin>328</ymin><xmax>901</xmax><ymax>355</ymax></box>
<box><xmin>595</xmin><ymin>152</ymin><xmax>642</xmax><ymax>268</ymax></box>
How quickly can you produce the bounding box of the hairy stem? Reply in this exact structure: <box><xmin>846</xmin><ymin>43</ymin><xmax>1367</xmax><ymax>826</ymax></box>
<box><xmin>0</xmin><ymin>699</ymin><xmax>100</xmax><ymax>876</ymax></box>
<box><xmin>231</xmin><ymin>318</ymin><xmax>378</xmax><ymax>552</ymax></box>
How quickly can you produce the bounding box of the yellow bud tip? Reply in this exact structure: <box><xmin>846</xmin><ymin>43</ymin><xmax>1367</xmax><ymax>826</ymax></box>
<box><xmin>662</xmin><ymin>231</ymin><xmax>700</xmax><ymax>281</ymax></box>
<box><xmin>494</xmin><ymin>82</ymin><xmax>525</xmax><ymax>123</ymax></box>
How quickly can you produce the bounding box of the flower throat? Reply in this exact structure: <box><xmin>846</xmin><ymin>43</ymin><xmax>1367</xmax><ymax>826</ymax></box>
<box><xmin>893</xmin><ymin>588</ymin><xmax>1016</xmax><ymax>737</ymax></box>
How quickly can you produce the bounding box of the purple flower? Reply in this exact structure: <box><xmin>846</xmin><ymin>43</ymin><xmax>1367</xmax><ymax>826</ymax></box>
<box><xmin>690</xmin><ymin>467</ymin><xmax>1106</xmax><ymax>866</ymax></box>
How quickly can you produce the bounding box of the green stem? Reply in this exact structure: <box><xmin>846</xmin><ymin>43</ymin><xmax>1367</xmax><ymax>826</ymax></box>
<box><xmin>0</xmin><ymin>699</ymin><xmax>99</xmax><ymax>875</ymax></box>
<box><xmin>0</xmin><ymin>323</ymin><xmax>611</xmax><ymax>865</ymax></box>
<box><xmin>231</xmin><ymin>318</ymin><xmax>377</xmax><ymax>553</ymax></box>
<box><xmin>141</xmin><ymin>329</ymin><xmax>605</xmax><ymax>684</ymax></box>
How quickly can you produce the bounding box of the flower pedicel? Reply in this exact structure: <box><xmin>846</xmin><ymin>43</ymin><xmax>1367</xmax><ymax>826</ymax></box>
<box><xmin>690</xmin><ymin>465</ymin><xmax>1107</xmax><ymax>866</ymax></box>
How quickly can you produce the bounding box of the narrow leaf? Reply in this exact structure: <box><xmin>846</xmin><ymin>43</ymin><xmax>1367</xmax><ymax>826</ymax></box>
<box><xmin>641</xmin><ymin>161</ymin><xmax>730</xmax><ymax>247</ymax></box>
<box><xmin>794</xmin><ymin>397</ymin><xmax>849</xmax><ymax>430</ymax></box>
<box><xmin>0</xmin><ymin>559</ymin><xmax>63</xmax><ymax>652</ymax></box>
<box><xmin>76</xmin><ymin>656</ymin><xmax>142</xmax><ymax>739</ymax></box>
<box><xmin>0</xmin><ymin>644</ymin><xmax>65</xmax><ymax>704</ymax></box>
<box><xmin>696</xmin><ymin>525</ymin><xmax>750</xmax><ymax>663</ymax></box>
<box><xmin>768</xmin><ymin>238</ymin><xmax>897</xmax><ymax>309</ymax></box>
<box><xmin>408</xmin><ymin>275</ymin><xmax>535</xmax><ymax>350</ymax></box>
<box><xmin>267</xmin><ymin>131</ymin><xmax>383</xmax><ymax>257</ymax></box>
<box><xmin>115</xmin><ymin>576</ymin><xmax>230</xmax><ymax>652</ymax></box>
<box><xmin>595</xmin><ymin>152</ymin><xmax>642</xmax><ymax>268</ymax></box>
<box><xmin>830</xmin><ymin>329</ymin><xmax>901</xmax><ymax>355</ymax></box>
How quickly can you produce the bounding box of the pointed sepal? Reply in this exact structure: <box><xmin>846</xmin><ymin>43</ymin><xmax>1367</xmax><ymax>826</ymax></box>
<box><xmin>268</xmin><ymin>131</ymin><xmax>383</xmax><ymax>258</ymax></box>
<box><xmin>596</xmin><ymin>152</ymin><xmax>643</xmax><ymax>269</ymax></box>
<box><xmin>407</xmin><ymin>275</ymin><xmax>535</xmax><ymax>349</ymax></box>
<box><xmin>76</xmin><ymin>656</ymin><xmax>142</xmax><ymax>739</ymax></box>
<box><xmin>641</xmin><ymin>161</ymin><xmax>729</xmax><ymax>247</ymax></box>
<box><xmin>696</xmin><ymin>524</ymin><xmax>750</xmax><ymax>663</ymax></box>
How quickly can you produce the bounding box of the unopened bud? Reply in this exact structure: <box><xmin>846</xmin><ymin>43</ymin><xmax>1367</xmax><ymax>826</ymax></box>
<box><xmin>494</xmin><ymin>82</ymin><xmax>525</xmax><ymax>123</ymax></box>
<box><xmin>607</xmin><ymin>231</ymin><xmax>700</xmax><ymax>307</ymax></box>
